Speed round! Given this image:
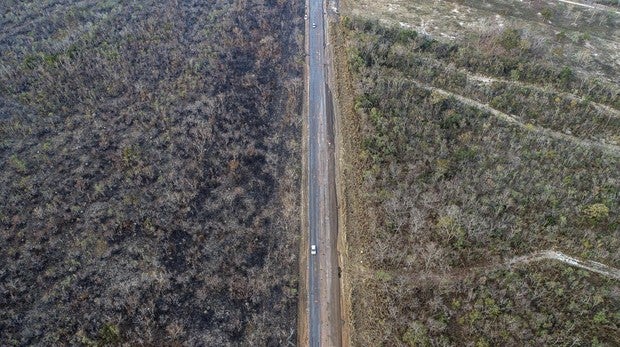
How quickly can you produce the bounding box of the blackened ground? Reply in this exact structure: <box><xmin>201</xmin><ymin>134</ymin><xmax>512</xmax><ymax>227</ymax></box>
<box><xmin>0</xmin><ymin>0</ymin><xmax>304</xmax><ymax>345</ymax></box>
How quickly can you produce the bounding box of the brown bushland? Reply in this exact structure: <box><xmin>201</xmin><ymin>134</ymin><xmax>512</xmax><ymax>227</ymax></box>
<box><xmin>334</xmin><ymin>12</ymin><xmax>620</xmax><ymax>346</ymax></box>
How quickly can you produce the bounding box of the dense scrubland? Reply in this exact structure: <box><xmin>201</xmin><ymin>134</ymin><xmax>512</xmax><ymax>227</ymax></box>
<box><xmin>0</xmin><ymin>0</ymin><xmax>303</xmax><ymax>344</ymax></box>
<box><xmin>335</xmin><ymin>3</ymin><xmax>620</xmax><ymax>345</ymax></box>
<box><xmin>349</xmin><ymin>0</ymin><xmax>620</xmax><ymax>85</ymax></box>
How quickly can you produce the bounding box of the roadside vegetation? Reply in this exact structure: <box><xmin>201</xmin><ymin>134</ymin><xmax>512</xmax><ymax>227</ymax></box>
<box><xmin>335</xmin><ymin>2</ymin><xmax>620</xmax><ymax>344</ymax></box>
<box><xmin>0</xmin><ymin>0</ymin><xmax>303</xmax><ymax>344</ymax></box>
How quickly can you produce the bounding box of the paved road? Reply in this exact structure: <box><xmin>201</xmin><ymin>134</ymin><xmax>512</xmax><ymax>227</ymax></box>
<box><xmin>306</xmin><ymin>0</ymin><xmax>341</xmax><ymax>346</ymax></box>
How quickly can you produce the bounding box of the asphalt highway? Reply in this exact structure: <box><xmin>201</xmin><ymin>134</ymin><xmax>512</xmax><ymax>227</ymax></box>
<box><xmin>306</xmin><ymin>0</ymin><xmax>341</xmax><ymax>346</ymax></box>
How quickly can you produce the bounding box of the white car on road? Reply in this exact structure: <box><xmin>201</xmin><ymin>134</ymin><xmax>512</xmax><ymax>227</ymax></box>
<box><xmin>311</xmin><ymin>244</ymin><xmax>317</xmax><ymax>255</ymax></box>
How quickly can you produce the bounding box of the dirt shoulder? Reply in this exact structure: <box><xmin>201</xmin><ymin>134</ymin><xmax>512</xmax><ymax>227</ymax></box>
<box><xmin>297</xmin><ymin>0</ymin><xmax>311</xmax><ymax>344</ymax></box>
<box><xmin>328</xmin><ymin>7</ymin><xmax>367</xmax><ymax>346</ymax></box>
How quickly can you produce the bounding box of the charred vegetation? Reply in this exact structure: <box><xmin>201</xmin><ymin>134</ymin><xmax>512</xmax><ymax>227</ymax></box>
<box><xmin>0</xmin><ymin>0</ymin><xmax>303</xmax><ymax>344</ymax></box>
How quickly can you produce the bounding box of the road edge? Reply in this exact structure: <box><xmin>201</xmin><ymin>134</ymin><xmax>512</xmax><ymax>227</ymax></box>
<box><xmin>326</xmin><ymin>5</ymin><xmax>353</xmax><ymax>347</ymax></box>
<box><xmin>297</xmin><ymin>0</ymin><xmax>310</xmax><ymax>343</ymax></box>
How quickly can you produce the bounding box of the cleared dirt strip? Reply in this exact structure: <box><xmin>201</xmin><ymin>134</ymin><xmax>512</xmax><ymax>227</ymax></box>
<box><xmin>411</xmin><ymin>80</ymin><xmax>620</xmax><ymax>156</ymax></box>
<box><xmin>509</xmin><ymin>250</ymin><xmax>620</xmax><ymax>280</ymax></box>
<box><xmin>555</xmin><ymin>0</ymin><xmax>620</xmax><ymax>14</ymax></box>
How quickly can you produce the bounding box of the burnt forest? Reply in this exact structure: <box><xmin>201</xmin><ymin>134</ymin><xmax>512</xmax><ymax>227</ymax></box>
<box><xmin>0</xmin><ymin>0</ymin><xmax>304</xmax><ymax>344</ymax></box>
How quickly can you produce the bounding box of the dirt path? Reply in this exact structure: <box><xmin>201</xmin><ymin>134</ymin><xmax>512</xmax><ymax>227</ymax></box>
<box><xmin>356</xmin><ymin>249</ymin><xmax>620</xmax><ymax>285</ymax></box>
<box><xmin>467</xmin><ymin>73</ymin><xmax>620</xmax><ymax>119</ymax></box>
<box><xmin>509</xmin><ymin>250</ymin><xmax>620</xmax><ymax>280</ymax></box>
<box><xmin>412</xmin><ymin>80</ymin><xmax>620</xmax><ymax>156</ymax></box>
<box><xmin>555</xmin><ymin>0</ymin><xmax>620</xmax><ymax>14</ymax></box>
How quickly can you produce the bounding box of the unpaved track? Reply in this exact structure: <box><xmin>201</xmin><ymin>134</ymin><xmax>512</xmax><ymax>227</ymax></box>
<box><xmin>556</xmin><ymin>0</ymin><xmax>620</xmax><ymax>14</ymax></box>
<box><xmin>361</xmin><ymin>250</ymin><xmax>620</xmax><ymax>285</ymax></box>
<box><xmin>509</xmin><ymin>250</ymin><xmax>620</xmax><ymax>280</ymax></box>
<box><xmin>407</xmin><ymin>79</ymin><xmax>620</xmax><ymax>156</ymax></box>
<box><xmin>467</xmin><ymin>73</ymin><xmax>620</xmax><ymax>119</ymax></box>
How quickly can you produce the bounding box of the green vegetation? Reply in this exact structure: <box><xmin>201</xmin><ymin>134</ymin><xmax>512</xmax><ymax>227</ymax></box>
<box><xmin>8</xmin><ymin>154</ymin><xmax>27</xmax><ymax>174</ymax></box>
<box><xmin>583</xmin><ymin>203</ymin><xmax>610</xmax><ymax>224</ymax></box>
<box><xmin>498</xmin><ymin>28</ymin><xmax>522</xmax><ymax>50</ymax></box>
<box><xmin>98</xmin><ymin>323</ymin><xmax>122</xmax><ymax>345</ymax></box>
<box><xmin>0</xmin><ymin>0</ymin><xmax>303</xmax><ymax>344</ymax></box>
<box><xmin>337</xmin><ymin>12</ymin><xmax>619</xmax><ymax>346</ymax></box>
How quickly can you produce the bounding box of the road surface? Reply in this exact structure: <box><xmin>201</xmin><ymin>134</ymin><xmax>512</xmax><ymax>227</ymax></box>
<box><xmin>306</xmin><ymin>0</ymin><xmax>341</xmax><ymax>345</ymax></box>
